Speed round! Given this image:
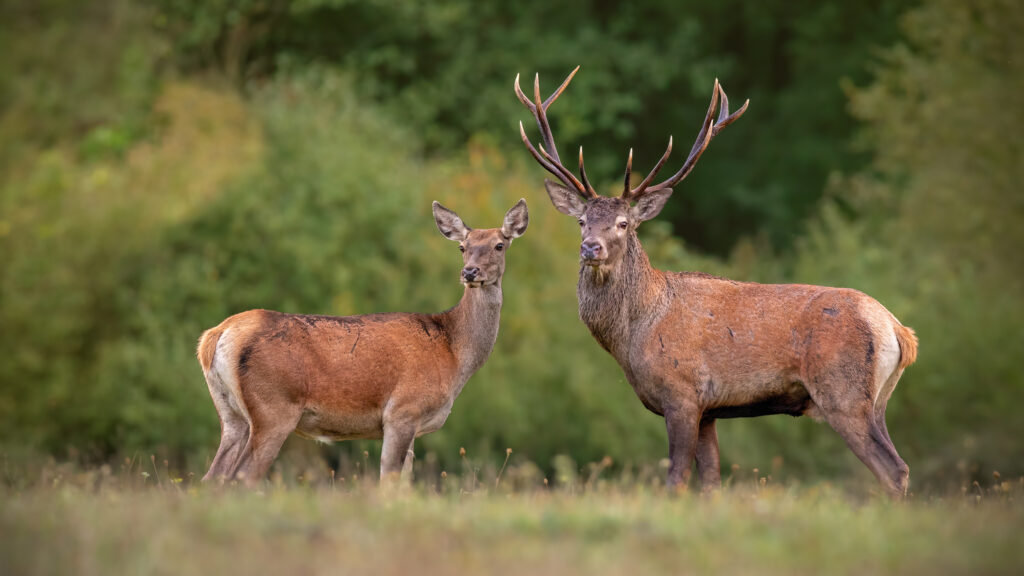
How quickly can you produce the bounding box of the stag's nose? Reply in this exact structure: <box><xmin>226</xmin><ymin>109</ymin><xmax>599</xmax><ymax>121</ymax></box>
<box><xmin>462</xmin><ymin>266</ymin><xmax>480</xmax><ymax>282</ymax></box>
<box><xmin>581</xmin><ymin>241</ymin><xmax>603</xmax><ymax>260</ymax></box>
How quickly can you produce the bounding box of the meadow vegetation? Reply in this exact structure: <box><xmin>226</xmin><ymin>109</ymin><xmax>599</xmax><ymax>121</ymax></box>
<box><xmin>2</xmin><ymin>457</ymin><xmax>1023</xmax><ymax>575</ymax></box>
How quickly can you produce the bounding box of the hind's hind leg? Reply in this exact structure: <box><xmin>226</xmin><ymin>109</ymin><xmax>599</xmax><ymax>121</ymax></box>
<box><xmin>230</xmin><ymin>401</ymin><xmax>302</xmax><ymax>485</ymax></box>
<box><xmin>203</xmin><ymin>416</ymin><xmax>249</xmax><ymax>482</ymax></box>
<box><xmin>202</xmin><ymin>372</ymin><xmax>251</xmax><ymax>482</ymax></box>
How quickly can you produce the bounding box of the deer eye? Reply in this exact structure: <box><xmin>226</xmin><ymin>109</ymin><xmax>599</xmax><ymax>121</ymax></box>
<box><xmin>459</xmin><ymin>245</ymin><xmax>465</xmax><ymax>252</ymax></box>
<box><xmin>578</xmin><ymin>219</ymin><xmax>585</xmax><ymax>227</ymax></box>
<box><xmin>494</xmin><ymin>243</ymin><xmax>504</xmax><ymax>252</ymax></box>
<box><xmin>618</xmin><ymin>221</ymin><xmax>628</xmax><ymax>230</ymax></box>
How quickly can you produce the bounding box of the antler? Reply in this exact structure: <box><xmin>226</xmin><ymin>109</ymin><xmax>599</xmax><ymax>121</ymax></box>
<box><xmin>515</xmin><ymin>66</ymin><xmax>598</xmax><ymax>199</ymax></box>
<box><xmin>622</xmin><ymin>80</ymin><xmax>749</xmax><ymax>201</ymax></box>
<box><xmin>517</xmin><ymin>69</ymin><xmax>748</xmax><ymax>202</ymax></box>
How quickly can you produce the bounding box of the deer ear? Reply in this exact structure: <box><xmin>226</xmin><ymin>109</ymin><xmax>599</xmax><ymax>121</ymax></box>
<box><xmin>544</xmin><ymin>180</ymin><xmax>586</xmax><ymax>218</ymax></box>
<box><xmin>501</xmin><ymin>198</ymin><xmax>529</xmax><ymax>239</ymax></box>
<box><xmin>432</xmin><ymin>201</ymin><xmax>470</xmax><ymax>242</ymax></box>
<box><xmin>631</xmin><ymin>188</ymin><xmax>673</xmax><ymax>222</ymax></box>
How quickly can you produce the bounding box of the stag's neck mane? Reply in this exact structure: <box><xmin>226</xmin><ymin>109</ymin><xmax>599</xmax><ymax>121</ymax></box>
<box><xmin>437</xmin><ymin>281</ymin><xmax>503</xmax><ymax>387</ymax></box>
<box><xmin>577</xmin><ymin>232</ymin><xmax>670</xmax><ymax>359</ymax></box>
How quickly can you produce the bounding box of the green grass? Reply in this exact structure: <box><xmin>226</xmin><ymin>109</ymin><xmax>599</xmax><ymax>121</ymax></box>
<box><xmin>2</xmin><ymin>459</ymin><xmax>1022</xmax><ymax>575</ymax></box>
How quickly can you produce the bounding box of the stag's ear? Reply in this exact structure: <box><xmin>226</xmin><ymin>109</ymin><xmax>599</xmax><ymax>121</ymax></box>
<box><xmin>544</xmin><ymin>180</ymin><xmax>586</xmax><ymax>218</ymax></box>
<box><xmin>501</xmin><ymin>198</ymin><xmax>529</xmax><ymax>239</ymax></box>
<box><xmin>631</xmin><ymin>188</ymin><xmax>673</xmax><ymax>223</ymax></box>
<box><xmin>432</xmin><ymin>201</ymin><xmax>470</xmax><ymax>242</ymax></box>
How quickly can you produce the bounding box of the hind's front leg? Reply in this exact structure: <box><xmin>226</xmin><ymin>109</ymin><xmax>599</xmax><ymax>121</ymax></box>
<box><xmin>380</xmin><ymin>423</ymin><xmax>416</xmax><ymax>484</ymax></box>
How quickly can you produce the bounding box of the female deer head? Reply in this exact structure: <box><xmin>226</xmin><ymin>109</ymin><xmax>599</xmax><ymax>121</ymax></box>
<box><xmin>433</xmin><ymin>199</ymin><xmax>529</xmax><ymax>287</ymax></box>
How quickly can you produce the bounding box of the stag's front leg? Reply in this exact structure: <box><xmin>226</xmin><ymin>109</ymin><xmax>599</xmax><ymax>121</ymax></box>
<box><xmin>664</xmin><ymin>403</ymin><xmax>701</xmax><ymax>491</ymax></box>
<box><xmin>695</xmin><ymin>418</ymin><xmax>721</xmax><ymax>491</ymax></box>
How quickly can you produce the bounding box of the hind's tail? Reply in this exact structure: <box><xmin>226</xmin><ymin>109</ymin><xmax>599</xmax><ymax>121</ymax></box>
<box><xmin>894</xmin><ymin>324</ymin><xmax>918</xmax><ymax>369</ymax></box>
<box><xmin>197</xmin><ymin>325</ymin><xmax>226</xmax><ymax>374</ymax></box>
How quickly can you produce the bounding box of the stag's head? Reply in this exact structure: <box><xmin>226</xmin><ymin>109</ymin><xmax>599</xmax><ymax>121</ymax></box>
<box><xmin>432</xmin><ymin>199</ymin><xmax>529</xmax><ymax>287</ymax></box>
<box><xmin>515</xmin><ymin>67</ymin><xmax>747</xmax><ymax>269</ymax></box>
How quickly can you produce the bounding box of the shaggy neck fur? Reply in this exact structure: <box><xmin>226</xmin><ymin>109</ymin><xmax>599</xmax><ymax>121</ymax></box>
<box><xmin>578</xmin><ymin>232</ymin><xmax>669</xmax><ymax>360</ymax></box>
<box><xmin>438</xmin><ymin>281</ymin><xmax>503</xmax><ymax>390</ymax></box>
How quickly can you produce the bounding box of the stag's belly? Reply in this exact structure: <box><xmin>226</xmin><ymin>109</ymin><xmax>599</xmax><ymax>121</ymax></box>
<box><xmin>701</xmin><ymin>380</ymin><xmax>815</xmax><ymax>419</ymax></box>
<box><xmin>624</xmin><ymin>319</ymin><xmax>819</xmax><ymax>419</ymax></box>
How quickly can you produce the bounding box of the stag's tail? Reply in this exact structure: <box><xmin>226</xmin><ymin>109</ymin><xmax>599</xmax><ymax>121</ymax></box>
<box><xmin>197</xmin><ymin>325</ymin><xmax>226</xmax><ymax>374</ymax></box>
<box><xmin>894</xmin><ymin>324</ymin><xmax>918</xmax><ymax>369</ymax></box>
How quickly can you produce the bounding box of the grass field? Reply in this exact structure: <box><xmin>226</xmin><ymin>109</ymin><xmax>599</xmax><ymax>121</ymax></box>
<box><xmin>2</xmin><ymin>457</ymin><xmax>1022</xmax><ymax>576</ymax></box>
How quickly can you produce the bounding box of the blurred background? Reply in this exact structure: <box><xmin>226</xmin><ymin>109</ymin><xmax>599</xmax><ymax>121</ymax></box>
<box><xmin>0</xmin><ymin>0</ymin><xmax>1020</xmax><ymax>490</ymax></box>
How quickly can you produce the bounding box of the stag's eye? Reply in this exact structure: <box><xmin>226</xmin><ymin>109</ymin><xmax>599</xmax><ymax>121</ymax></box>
<box><xmin>618</xmin><ymin>221</ymin><xmax>628</xmax><ymax>230</ymax></box>
<box><xmin>459</xmin><ymin>245</ymin><xmax>466</xmax><ymax>253</ymax></box>
<box><xmin>578</xmin><ymin>219</ymin><xmax>585</xmax><ymax>227</ymax></box>
<box><xmin>495</xmin><ymin>243</ymin><xmax>504</xmax><ymax>252</ymax></box>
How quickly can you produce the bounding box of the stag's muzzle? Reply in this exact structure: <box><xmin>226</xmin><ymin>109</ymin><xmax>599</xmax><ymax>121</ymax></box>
<box><xmin>581</xmin><ymin>240</ymin><xmax>604</xmax><ymax>262</ymax></box>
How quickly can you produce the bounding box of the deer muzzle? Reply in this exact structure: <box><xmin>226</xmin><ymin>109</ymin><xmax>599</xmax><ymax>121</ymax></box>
<box><xmin>580</xmin><ymin>240</ymin><xmax>605</xmax><ymax>263</ymax></box>
<box><xmin>462</xmin><ymin>266</ymin><xmax>484</xmax><ymax>286</ymax></box>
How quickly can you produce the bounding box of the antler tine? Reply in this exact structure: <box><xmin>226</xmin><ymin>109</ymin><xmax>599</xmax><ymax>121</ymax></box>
<box><xmin>578</xmin><ymin>146</ymin><xmax>597</xmax><ymax>197</ymax></box>
<box><xmin>518</xmin><ymin>121</ymin><xmax>559</xmax><ymax>176</ymax></box>
<box><xmin>532</xmin><ymin>73</ymin><xmax>562</xmax><ymax>165</ymax></box>
<box><xmin>543</xmin><ymin>65</ymin><xmax>579</xmax><ymax>110</ymax></box>
<box><xmin>513</xmin><ymin>73</ymin><xmax>537</xmax><ymax>113</ymax></box>
<box><xmin>515</xmin><ymin>67</ymin><xmax>596</xmax><ymax>198</ymax></box>
<box><xmin>622</xmin><ymin>148</ymin><xmax>633</xmax><ymax>197</ymax></box>
<box><xmin>539</xmin><ymin>143</ymin><xmax>587</xmax><ymax>194</ymax></box>
<box><xmin>712</xmin><ymin>82</ymin><xmax>749</xmax><ymax>136</ymax></box>
<box><xmin>644</xmin><ymin>79</ymin><xmax>728</xmax><ymax>194</ymax></box>
<box><xmin>624</xmin><ymin>136</ymin><xmax>674</xmax><ymax>200</ymax></box>
<box><xmin>516</xmin><ymin>72</ymin><xmax>557</xmax><ymax>163</ymax></box>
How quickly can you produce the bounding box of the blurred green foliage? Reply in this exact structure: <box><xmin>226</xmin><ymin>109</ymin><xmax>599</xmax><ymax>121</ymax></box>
<box><xmin>0</xmin><ymin>0</ymin><xmax>1020</xmax><ymax>488</ymax></box>
<box><xmin>153</xmin><ymin>0</ymin><xmax>915</xmax><ymax>254</ymax></box>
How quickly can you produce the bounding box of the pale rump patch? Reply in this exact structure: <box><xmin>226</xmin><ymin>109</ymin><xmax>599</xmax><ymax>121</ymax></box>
<box><xmin>857</xmin><ymin>299</ymin><xmax>902</xmax><ymax>407</ymax></box>
<box><xmin>212</xmin><ymin>327</ymin><xmax>252</xmax><ymax>426</ymax></box>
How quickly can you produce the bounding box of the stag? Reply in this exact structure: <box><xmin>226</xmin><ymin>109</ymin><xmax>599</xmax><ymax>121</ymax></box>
<box><xmin>197</xmin><ymin>200</ymin><xmax>529</xmax><ymax>484</ymax></box>
<box><xmin>516</xmin><ymin>67</ymin><xmax>917</xmax><ymax>496</ymax></box>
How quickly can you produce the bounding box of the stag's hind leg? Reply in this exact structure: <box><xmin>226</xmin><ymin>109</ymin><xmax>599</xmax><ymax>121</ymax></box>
<box><xmin>807</xmin><ymin>377</ymin><xmax>909</xmax><ymax>497</ymax></box>
<box><xmin>825</xmin><ymin>407</ymin><xmax>908</xmax><ymax>497</ymax></box>
<box><xmin>803</xmin><ymin>319</ymin><xmax>910</xmax><ymax>497</ymax></box>
<box><xmin>872</xmin><ymin>367</ymin><xmax>904</xmax><ymax>449</ymax></box>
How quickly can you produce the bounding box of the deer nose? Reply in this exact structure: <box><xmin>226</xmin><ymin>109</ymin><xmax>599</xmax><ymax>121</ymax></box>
<box><xmin>462</xmin><ymin>266</ymin><xmax>480</xmax><ymax>281</ymax></box>
<box><xmin>581</xmin><ymin>241</ymin><xmax>603</xmax><ymax>260</ymax></box>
